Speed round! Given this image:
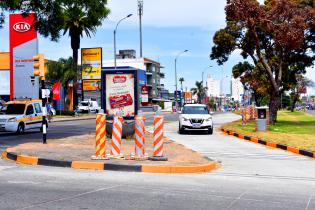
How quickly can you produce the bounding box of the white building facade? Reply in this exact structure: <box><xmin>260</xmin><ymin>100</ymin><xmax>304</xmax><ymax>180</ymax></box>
<box><xmin>206</xmin><ymin>75</ymin><xmax>220</xmax><ymax>97</ymax></box>
<box><xmin>231</xmin><ymin>77</ymin><xmax>244</xmax><ymax>102</ymax></box>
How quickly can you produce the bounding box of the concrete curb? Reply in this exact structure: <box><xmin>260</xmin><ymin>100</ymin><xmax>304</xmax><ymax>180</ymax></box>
<box><xmin>1</xmin><ymin>150</ymin><xmax>218</xmax><ymax>174</ymax></box>
<box><xmin>52</xmin><ymin>116</ymin><xmax>96</xmax><ymax>123</ymax></box>
<box><xmin>221</xmin><ymin>128</ymin><xmax>315</xmax><ymax>159</ymax></box>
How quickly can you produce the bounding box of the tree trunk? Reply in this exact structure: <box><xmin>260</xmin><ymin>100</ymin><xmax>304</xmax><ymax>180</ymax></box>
<box><xmin>290</xmin><ymin>91</ymin><xmax>298</xmax><ymax>112</ymax></box>
<box><xmin>269</xmin><ymin>91</ymin><xmax>280</xmax><ymax>125</ymax></box>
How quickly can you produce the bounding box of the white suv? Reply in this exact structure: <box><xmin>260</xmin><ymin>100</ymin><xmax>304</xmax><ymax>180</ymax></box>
<box><xmin>178</xmin><ymin>104</ymin><xmax>213</xmax><ymax>134</ymax></box>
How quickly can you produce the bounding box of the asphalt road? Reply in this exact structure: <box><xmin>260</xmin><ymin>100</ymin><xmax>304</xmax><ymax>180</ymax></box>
<box><xmin>0</xmin><ymin>112</ymin><xmax>314</xmax><ymax>210</ymax></box>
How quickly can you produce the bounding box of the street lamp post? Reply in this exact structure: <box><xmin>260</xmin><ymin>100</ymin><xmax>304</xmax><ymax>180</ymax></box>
<box><xmin>175</xmin><ymin>50</ymin><xmax>188</xmax><ymax>109</ymax></box>
<box><xmin>202</xmin><ymin>65</ymin><xmax>212</xmax><ymax>103</ymax></box>
<box><xmin>114</xmin><ymin>14</ymin><xmax>133</xmax><ymax>70</ymax></box>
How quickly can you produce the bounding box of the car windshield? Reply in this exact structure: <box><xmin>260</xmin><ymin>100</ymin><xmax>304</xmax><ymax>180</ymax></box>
<box><xmin>182</xmin><ymin>106</ymin><xmax>209</xmax><ymax>114</ymax></box>
<box><xmin>80</xmin><ymin>102</ymin><xmax>89</xmax><ymax>106</ymax></box>
<box><xmin>6</xmin><ymin>104</ymin><xmax>25</xmax><ymax>115</ymax></box>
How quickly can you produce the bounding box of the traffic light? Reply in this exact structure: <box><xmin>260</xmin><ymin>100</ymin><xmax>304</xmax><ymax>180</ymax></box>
<box><xmin>33</xmin><ymin>54</ymin><xmax>45</xmax><ymax>80</ymax></box>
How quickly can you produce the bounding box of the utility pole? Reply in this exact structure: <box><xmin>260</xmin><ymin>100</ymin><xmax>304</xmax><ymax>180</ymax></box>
<box><xmin>138</xmin><ymin>0</ymin><xmax>143</xmax><ymax>58</ymax></box>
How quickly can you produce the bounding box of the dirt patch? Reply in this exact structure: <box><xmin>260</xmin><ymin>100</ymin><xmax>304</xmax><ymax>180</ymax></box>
<box><xmin>9</xmin><ymin>132</ymin><xmax>211</xmax><ymax>166</ymax></box>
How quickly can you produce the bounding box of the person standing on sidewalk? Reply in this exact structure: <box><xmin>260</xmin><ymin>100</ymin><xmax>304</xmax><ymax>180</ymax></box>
<box><xmin>46</xmin><ymin>102</ymin><xmax>52</xmax><ymax>123</ymax></box>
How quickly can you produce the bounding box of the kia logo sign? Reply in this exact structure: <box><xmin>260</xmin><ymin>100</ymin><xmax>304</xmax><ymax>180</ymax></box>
<box><xmin>13</xmin><ymin>22</ymin><xmax>31</xmax><ymax>32</ymax></box>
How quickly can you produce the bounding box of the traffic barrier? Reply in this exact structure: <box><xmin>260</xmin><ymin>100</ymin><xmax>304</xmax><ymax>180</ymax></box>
<box><xmin>92</xmin><ymin>113</ymin><xmax>107</xmax><ymax>160</ymax></box>
<box><xmin>242</xmin><ymin>107</ymin><xmax>246</xmax><ymax>125</ymax></box>
<box><xmin>135</xmin><ymin>116</ymin><xmax>145</xmax><ymax>158</ymax></box>
<box><xmin>149</xmin><ymin>115</ymin><xmax>167</xmax><ymax>161</ymax></box>
<box><xmin>142</xmin><ymin>117</ymin><xmax>146</xmax><ymax>156</ymax></box>
<box><xmin>111</xmin><ymin>116</ymin><xmax>123</xmax><ymax>158</ymax></box>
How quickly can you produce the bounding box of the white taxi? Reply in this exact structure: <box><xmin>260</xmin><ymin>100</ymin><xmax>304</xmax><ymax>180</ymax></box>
<box><xmin>0</xmin><ymin>99</ymin><xmax>46</xmax><ymax>134</ymax></box>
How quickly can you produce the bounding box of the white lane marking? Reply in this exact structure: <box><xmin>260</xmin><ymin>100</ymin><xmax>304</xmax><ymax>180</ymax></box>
<box><xmin>16</xmin><ymin>184</ymin><xmax>124</xmax><ymax>210</ymax></box>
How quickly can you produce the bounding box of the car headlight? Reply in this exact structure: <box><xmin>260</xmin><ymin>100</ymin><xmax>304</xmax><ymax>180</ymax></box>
<box><xmin>182</xmin><ymin>117</ymin><xmax>189</xmax><ymax>121</ymax></box>
<box><xmin>205</xmin><ymin>117</ymin><xmax>212</xmax><ymax>121</ymax></box>
<box><xmin>8</xmin><ymin>117</ymin><xmax>17</xmax><ymax>122</ymax></box>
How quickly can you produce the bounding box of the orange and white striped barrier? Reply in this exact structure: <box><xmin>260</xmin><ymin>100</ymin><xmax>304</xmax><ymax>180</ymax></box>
<box><xmin>242</xmin><ymin>106</ymin><xmax>247</xmax><ymax>125</ymax></box>
<box><xmin>142</xmin><ymin>117</ymin><xmax>146</xmax><ymax>156</ymax></box>
<box><xmin>111</xmin><ymin>116</ymin><xmax>123</xmax><ymax>158</ymax></box>
<box><xmin>149</xmin><ymin>115</ymin><xmax>167</xmax><ymax>161</ymax></box>
<box><xmin>135</xmin><ymin>116</ymin><xmax>145</xmax><ymax>158</ymax></box>
<box><xmin>92</xmin><ymin>113</ymin><xmax>107</xmax><ymax>159</ymax></box>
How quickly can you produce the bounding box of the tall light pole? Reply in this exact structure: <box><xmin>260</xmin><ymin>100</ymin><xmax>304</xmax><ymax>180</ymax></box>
<box><xmin>202</xmin><ymin>65</ymin><xmax>213</xmax><ymax>101</ymax></box>
<box><xmin>138</xmin><ymin>0</ymin><xmax>143</xmax><ymax>58</ymax></box>
<box><xmin>114</xmin><ymin>14</ymin><xmax>133</xmax><ymax>70</ymax></box>
<box><xmin>175</xmin><ymin>50</ymin><xmax>188</xmax><ymax>109</ymax></box>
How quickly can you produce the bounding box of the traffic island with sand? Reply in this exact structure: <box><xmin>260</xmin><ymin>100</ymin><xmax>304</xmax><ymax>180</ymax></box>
<box><xmin>2</xmin><ymin>132</ymin><xmax>218</xmax><ymax>173</ymax></box>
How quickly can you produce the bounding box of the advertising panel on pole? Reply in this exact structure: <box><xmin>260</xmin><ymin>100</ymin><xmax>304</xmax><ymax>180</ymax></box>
<box><xmin>52</xmin><ymin>82</ymin><xmax>61</xmax><ymax>101</ymax></box>
<box><xmin>10</xmin><ymin>13</ymin><xmax>38</xmax><ymax>100</ymax></box>
<box><xmin>105</xmin><ymin>74</ymin><xmax>135</xmax><ymax>117</ymax></box>
<box><xmin>184</xmin><ymin>91</ymin><xmax>192</xmax><ymax>104</ymax></box>
<box><xmin>83</xmin><ymin>80</ymin><xmax>101</xmax><ymax>91</ymax></box>
<box><xmin>81</xmin><ymin>48</ymin><xmax>102</xmax><ymax>80</ymax></box>
<box><xmin>141</xmin><ymin>85</ymin><xmax>149</xmax><ymax>104</ymax></box>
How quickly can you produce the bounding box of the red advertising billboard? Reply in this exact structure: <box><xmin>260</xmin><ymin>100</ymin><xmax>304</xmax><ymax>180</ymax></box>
<box><xmin>52</xmin><ymin>82</ymin><xmax>61</xmax><ymax>101</ymax></box>
<box><xmin>141</xmin><ymin>85</ymin><xmax>149</xmax><ymax>105</ymax></box>
<box><xmin>9</xmin><ymin>13</ymin><xmax>38</xmax><ymax>100</ymax></box>
<box><xmin>105</xmin><ymin>74</ymin><xmax>135</xmax><ymax>117</ymax></box>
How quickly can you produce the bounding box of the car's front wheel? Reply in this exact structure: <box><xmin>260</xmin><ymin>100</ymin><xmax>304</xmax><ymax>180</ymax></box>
<box><xmin>16</xmin><ymin>123</ymin><xmax>25</xmax><ymax>134</ymax></box>
<box><xmin>208</xmin><ymin>127</ymin><xmax>213</xmax><ymax>135</ymax></box>
<box><xmin>179</xmin><ymin>123</ymin><xmax>184</xmax><ymax>134</ymax></box>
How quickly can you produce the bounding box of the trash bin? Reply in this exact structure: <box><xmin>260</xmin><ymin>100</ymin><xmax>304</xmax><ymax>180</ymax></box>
<box><xmin>256</xmin><ymin>106</ymin><xmax>269</xmax><ymax>131</ymax></box>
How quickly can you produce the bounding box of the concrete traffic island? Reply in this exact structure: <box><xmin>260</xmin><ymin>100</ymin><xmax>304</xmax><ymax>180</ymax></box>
<box><xmin>1</xmin><ymin>133</ymin><xmax>218</xmax><ymax>173</ymax></box>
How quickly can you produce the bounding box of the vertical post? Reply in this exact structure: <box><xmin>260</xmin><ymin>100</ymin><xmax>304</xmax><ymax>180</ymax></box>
<box><xmin>114</xmin><ymin>30</ymin><xmax>116</xmax><ymax>70</ymax></box>
<box><xmin>41</xmin><ymin>79</ymin><xmax>47</xmax><ymax>144</ymax></box>
<box><xmin>138</xmin><ymin>0</ymin><xmax>143</xmax><ymax>58</ymax></box>
<box><xmin>175</xmin><ymin>58</ymin><xmax>178</xmax><ymax>109</ymax></box>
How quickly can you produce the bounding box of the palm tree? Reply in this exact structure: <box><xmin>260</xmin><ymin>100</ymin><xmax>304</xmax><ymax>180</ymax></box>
<box><xmin>46</xmin><ymin>57</ymin><xmax>77</xmax><ymax>110</ymax></box>
<box><xmin>191</xmin><ymin>81</ymin><xmax>207</xmax><ymax>104</ymax></box>
<box><xmin>179</xmin><ymin>77</ymin><xmax>184</xmax><ymax>91</ymax></box>
<box><xmin>61</xmin><ymin>1</ymin><xmax>110</xmax><ymax>109</ymax></box>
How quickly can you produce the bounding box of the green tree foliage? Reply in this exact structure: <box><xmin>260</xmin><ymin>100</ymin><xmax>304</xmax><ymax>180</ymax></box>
<box><xmin>60</xmin><ymin>1</ymin><xmax>110</xmax><ymax>108</ymax></box>
<box><xmin>211</xmin><ymin>0</ymin><xmax>315</xmax><ymax>124</ymax></box>
<box><xmin>1</xmin><ymin>0</ymin><xmax>110</xmax><ymax>109</ymax></box>
<box><xmin>191</xmin><ymin>81</ymin><xmax>207</xmax><ymax>104</ymax></box>
<box><xmin>46</xmin><ymin>57</ymin><xmax>76</xmax><ymax>110</ymax></box>
<box><xmin>46</xmin><ymin>57</ymin><xmax>76</xmax><ymax>86</ymax></box>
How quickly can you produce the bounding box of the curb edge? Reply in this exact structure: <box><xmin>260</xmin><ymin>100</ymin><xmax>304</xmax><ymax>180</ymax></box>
<box><xmin>221</xmin><ymin>128</ymin><xmax>315</xmax><ymax>159</ymax></box>
<box><xmin>1</xmin><ymin>150</ymin><xmax>217</xmax><ymax>174</ymax></box>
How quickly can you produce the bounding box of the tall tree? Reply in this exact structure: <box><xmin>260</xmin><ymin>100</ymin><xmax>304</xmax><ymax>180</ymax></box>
<box><xmin>191</xmin><ymin>81</ymin><xmax>207</xmax><ymax>104</ymax></box>
<box><xmin>61</xmin><ymin>1</ymin><xmax>110</xmax><ymax>109</ymax></box>
<box><xmin>46</xmin><ymin>57</ymin><xmax>76</xmax><ymax>110</ymax></box>
<box><xmin>211</xmin><ymin>0</ymin><xmax>315</xmax><ymax>124</ymax></box>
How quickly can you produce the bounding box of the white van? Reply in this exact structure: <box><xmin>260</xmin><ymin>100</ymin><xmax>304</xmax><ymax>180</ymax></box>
<box><xmin>78</xmin><ymin>100</ymin><xmax>100</xmax><ymax>113</ymax></box>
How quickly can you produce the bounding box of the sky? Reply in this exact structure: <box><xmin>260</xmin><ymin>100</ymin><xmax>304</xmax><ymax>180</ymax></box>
<box><xmin>0</xmin><ymin>0</ymin><xmax>314</xmax><ymax>94</ymax></box>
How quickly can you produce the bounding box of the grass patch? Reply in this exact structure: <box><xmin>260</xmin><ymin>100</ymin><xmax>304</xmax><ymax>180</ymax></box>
<box><xmin>222</xmin><ymin>110</ymin><xmax>315</xmax><ymax>152</ymax></box>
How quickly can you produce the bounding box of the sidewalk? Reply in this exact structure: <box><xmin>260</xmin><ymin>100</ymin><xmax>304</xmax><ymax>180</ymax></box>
<box><xmin>51</xmin><ymin>114</ymin><xmax>96</xmax><ymax>122</ymax></box>
<box><xmin>2</xmin><ymin>131</ymin><xmax>217</xmax><ymax>173</ymax></box>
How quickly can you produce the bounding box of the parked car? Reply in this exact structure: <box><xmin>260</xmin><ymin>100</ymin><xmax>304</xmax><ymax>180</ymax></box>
<box><xmin>178</xmin><ymin>104</ymin><xmax>213</xmax><ymax>134</ymax></box>
<box><xmin>77</xmin><ymin>100</ymin><xmax>100</xmax><ymax>113</ymax></box>
<box><xmin>0</xmin><ymin>99</ymin><xmax>48</xmax><ymax>134</ymax></box>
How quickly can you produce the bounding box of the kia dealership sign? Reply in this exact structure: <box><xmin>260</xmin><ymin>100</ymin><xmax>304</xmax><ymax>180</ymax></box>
<box><xmin>13</xmin><ymin>22</ymin><xmax>31</xmax><ymax>32</ymax></box>
<box><xmin>10</xmin><ymin>13</ymin><xmax>38</xmax><ymax>100</ymax></box>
